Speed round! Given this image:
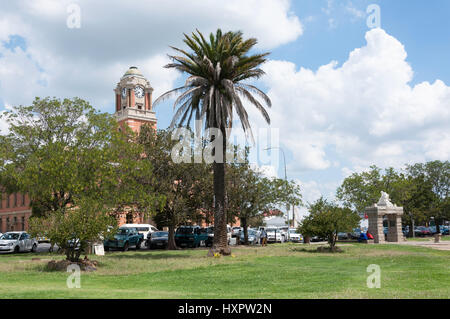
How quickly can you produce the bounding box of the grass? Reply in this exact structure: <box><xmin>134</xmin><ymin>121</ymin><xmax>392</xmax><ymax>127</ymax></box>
<box><xmin>0</xmin><ymin>243</ymin><xmax>449</xmax><ymax>299</ymax></box>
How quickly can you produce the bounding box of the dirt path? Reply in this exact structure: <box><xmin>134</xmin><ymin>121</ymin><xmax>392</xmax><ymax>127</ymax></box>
<box><xmin>393</xmin><ymin>240</ymin><xmax>450</xmax><ymax>251</ymax></box>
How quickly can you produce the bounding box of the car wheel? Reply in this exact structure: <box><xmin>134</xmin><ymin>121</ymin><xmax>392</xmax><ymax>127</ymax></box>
<box><xmin>14</xmin><ymin>246</ymin><xmax>20</xmax><ymax>253</ymax></box>
<box><xmin>136</xmin><ymin>240</ymin><xmax>141</xmax><ymax>250</ymax></box>
<box><xmin>104</xmin><ymin>246</ymin><xmax>109</xmax><ymax>251</ymax></box>
<box><xmin>123</xmin><ymin>242</ymin><xmax>129</xmax><ymax>252</ymax></box>
<box><xmin>31</xmin><ymin>244</ymin><xmax>37</xmax><ymax>253</ymax></box>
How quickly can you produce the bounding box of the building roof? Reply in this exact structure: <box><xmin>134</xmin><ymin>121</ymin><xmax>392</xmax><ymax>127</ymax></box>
<box><xmin>122</xmin><ymin>66</ymin><xmax>144</xmax><ymax>79</ymax></box>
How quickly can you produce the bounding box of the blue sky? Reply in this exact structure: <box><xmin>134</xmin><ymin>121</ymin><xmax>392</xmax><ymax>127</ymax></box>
<box><xmin>0</xmin><ymin>0</ymin><xmax>449</xmax><ymax>218</ymax></box>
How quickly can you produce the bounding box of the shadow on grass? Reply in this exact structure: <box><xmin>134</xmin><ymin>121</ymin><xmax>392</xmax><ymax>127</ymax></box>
<box><xmin>290</xmin><ymin>246</ymin><xmax>344</xmax><ymax>254</ymax></box>
<box><xmin>106</xmin><ymin>251</ymin><xmax>192</xmax><ymax>260</ymax></box>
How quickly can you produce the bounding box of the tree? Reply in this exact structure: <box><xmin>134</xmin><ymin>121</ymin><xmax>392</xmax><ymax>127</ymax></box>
<box><xmin>138</xmin><ymin>126</ymin><xmax>207</xmax><ymax>249</ymax></box>
<box><xmin>0</xmin><ymin>97</ymin><xmax>156</xmax><ymax>259</ymax></box>
<box><xmin>406</xmin><ymin>161</ymin><xmax>450</xmax><ymax>233</ymax></box>
<box><xmin>154</xmin><ymin>29</ymin><xmax>271</xmax><ymax>255</ymax></box>
<box><xmin>28</xmin><ymin>198</ymin><xmax>117</xmax><ymax>262</ymax></box>
<box><xmin>336</xmin><ymin>165</ymin><xmax>392</xmax><ymax>214</ymax></box>
<box><xmin>299</xmin><ymin>197</ymin><xmax>360</xmax><ymax>250</ymax></box>
<box><xmin>227</xmin><ymin>151</ymin><xmax>302</xmax><ymax>244</ymax></box>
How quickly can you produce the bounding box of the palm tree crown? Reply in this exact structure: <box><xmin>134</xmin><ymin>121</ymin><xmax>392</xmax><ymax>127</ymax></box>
<box><xmin>154</xmin><ymin>29</ymin><xmax>271</xmax><ymax>138</ymax></box>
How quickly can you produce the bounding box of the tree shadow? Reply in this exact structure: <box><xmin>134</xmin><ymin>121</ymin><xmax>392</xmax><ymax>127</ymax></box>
<box><xmin>105</xmin><ymin>250</ymin><xmax>192</xmax><ymax>260</ymax></box>
<box><xmin>290</xmin><ymin>246</ymin><xmax>344</xmax><ymax>254</ymax></box>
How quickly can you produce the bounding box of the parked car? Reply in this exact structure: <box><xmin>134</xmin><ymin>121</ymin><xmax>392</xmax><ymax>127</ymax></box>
<box><xmin>147</xmin><ymin>231</ymin><xmax>168</xmax><ymax>249</ymax></box>
<box><xmin>175</xmin><ymin>226</ymin><xmax>209</xmax><ymax>248</ymax></box>
<box><xmin>350</xmin><ymin>228</ymin><xmax>361</xmax><ymax>239</ymax></box>
<box><xmin>121</xmin><ymin>224</ymin><xmax>158</xmax><ymax>243</ymax></box>
<box><xmin>37</xmin><ymin>236</ymin><xmax>50</xmax><ymax>243</ymax></box>
<box><xmin>266</xmin><ymin>227</ymin><xmax>283</xmax><ymax>243</ymax></box>
<box><xmin>414</xmin><ymin>226</ymin><xmax>432</xmax><ymax>237</ymax></box>
<box><xmin>441</xmin><ymin>226</ymin><xmax>449</xmax><ymax>235</ymax></box>
<box><xmin>0</xmin><ymin>231</ymin><xmax>38</xmax><ymax>253</ymax></box>
<box><xmin>288</xmin><ymin>228</ymin><xmax>302</xmax><ymax>242</ymax></box>
<box><xmin>231</xmin><ymin>227</ymin><xmax>242</xmax><ymax>238</ymax></box>
<box><xmin>310</xmin><ymin>235</ymin><xmax>325</xmax><ymax>242</ymax></box>
<box><xmin>104</xmin><ymin>227</ymin><xmax>144</xmax><ymax>251</ymax></box>
<box><xmin>203</xmin><ymin>225</ymin><xmax>232</xmax><ymax>246</ymax></box>
<box><xmin>205</xmin><ymin>226</ymin><xmax>215</xmax><ymax>247</ymax></box>
<box><xmin>239</xmin><ymin>228</ymin><xmax>260</xmax><ymax>245</ymax></box>
<box><xmin>278</xmin><ymin>226</ymin><xmax>289</xmax><ymax>242</ymax></box>
<box><xmin>337</xmin><ymin>232</ymin><xmax>349</xmax><ymax>240</ymax></box>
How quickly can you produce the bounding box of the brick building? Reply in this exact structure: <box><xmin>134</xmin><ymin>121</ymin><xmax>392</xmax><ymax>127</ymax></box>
<box><xmin>0</xmin><ymin>193</ymin><xmax>32</xmax><ymax>233</ymax></box>
<box><xmin>0</xmin><ymin>66</ymin><xmax>158</xmax><ymax>231</ymax></box>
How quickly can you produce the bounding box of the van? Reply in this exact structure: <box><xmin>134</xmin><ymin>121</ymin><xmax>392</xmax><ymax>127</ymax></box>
<box><xmin>121</xmin><ymin>224</ymin><xmax>158</xmax><ymax>241</ymax></box>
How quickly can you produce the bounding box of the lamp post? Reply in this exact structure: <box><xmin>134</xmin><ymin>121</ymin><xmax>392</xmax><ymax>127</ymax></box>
<box><xmin>264</xmin><ymin>146</ymin><xmax>290</xmax><ymax>241</ymax></box>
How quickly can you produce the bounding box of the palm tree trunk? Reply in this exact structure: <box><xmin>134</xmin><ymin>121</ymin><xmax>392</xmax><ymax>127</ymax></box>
<box><xmin>212</xmin><ymin>127</ymin><xmax>231</xmax><ymax>255</ymax></box>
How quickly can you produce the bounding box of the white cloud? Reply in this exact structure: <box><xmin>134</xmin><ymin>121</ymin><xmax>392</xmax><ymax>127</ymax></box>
<box><xmin>251</xmin><ymin>28</ymin><xmax>450</xmax><ymax>175</ymax></box>
<box><xmin>0</xmin><ymin>0</ymin><xmax>303</xmax><ymax>110</ymax></box>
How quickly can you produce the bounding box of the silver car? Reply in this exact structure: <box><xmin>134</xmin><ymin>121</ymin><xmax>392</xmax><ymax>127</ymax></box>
<box><xmin>0</xmin><ymin>231</ymin><xmax>38</xmax><ymax>253</ymax></box>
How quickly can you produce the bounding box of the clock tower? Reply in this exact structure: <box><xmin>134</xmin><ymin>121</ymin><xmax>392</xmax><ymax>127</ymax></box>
<box><xmin>114</xmin><ymin>66</ymin><xmax>157</xmax><ymax>133</ymax></box>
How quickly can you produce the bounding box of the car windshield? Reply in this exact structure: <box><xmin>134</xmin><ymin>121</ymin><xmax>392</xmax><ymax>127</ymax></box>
<box><xmin>176</xmin><ymin>227</ymin><xmax>194</xmax><ymax>234</ymax></box>
<box><xmin>1</xmin><ymin>233</ymin><xmax>20</xmax><ymax>240</ymax></box>
<box><xmin>289</xmin><ymin>229</ymin><xmax>297</xmax><ymax>234</ymax></box>
<box><xmin>245</xmin><ymin>230</ymin><xmax>256</xmax><ymax>235</ymax></box>
<box><xmin>266</xmin><ymin>228</ymin><xmax>277</xmax><ymax>232</ymax></box>
<box><xmin>153</xmin><ymin>232</ymin><xmax>168</xmax><ymax>237</ymax></box>
<box><xmin>117</xmin><ymin>228</ymin><xmax>130</xmax><ymax>235</ymax></box>
<box><xmin>136</xmin><ymin>227</ymin><xmax>149</xmax><ymax>231</ymax></box>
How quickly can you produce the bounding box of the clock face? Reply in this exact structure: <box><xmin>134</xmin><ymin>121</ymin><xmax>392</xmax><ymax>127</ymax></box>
<box><xmin>121</xmin><ymin>88</ymin><xmax>127</xmax><ymax>98</ymax></box>
<box><xmin>134</xmin><ymin>86</ymin><xmax>144</xmax><ymax>98</ymax></box>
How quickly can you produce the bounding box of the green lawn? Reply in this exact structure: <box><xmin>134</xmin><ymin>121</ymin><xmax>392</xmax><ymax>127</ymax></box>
<box><xmin>0</xmin><ymin>243</ymin><xmax>449</xmax><ymax>298</ymax></box>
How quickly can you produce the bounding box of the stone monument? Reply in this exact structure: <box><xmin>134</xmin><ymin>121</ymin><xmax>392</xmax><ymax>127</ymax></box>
<box><xmin>365</xmin><ymin>192</ymin><xmax>404</xmax><ymax>243</ymax></box>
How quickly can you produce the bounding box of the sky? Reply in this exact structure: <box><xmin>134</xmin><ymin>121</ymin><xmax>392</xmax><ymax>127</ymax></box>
<box><xmin>0</xmin><ymin>0</ymin><xmax>449</xmax><ymax>219</ymax></box>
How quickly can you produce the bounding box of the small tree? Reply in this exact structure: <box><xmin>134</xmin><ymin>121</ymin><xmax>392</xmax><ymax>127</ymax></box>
<box><xmin>29</xmin><ymin>198</ymin><xmax>117</xmax><ymax>262</ymax></box>
<box><xmin>299</xmin><ymin>197</ymin><xmax>360</xmax><ymax>250</ymax></box>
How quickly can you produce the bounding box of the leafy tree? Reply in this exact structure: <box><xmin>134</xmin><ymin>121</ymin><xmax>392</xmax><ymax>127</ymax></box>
<box><xmin>138</xmin><ymin>126</ymin><xmax>207</xmax><ymax>249</ymax></box>
<box><xmin>0</xmin><ymin>97</ymin><xmax>156</xmax><ymax>259</ymax></box>
<box><xmin>28</xmin><ymin>198</ymin><xmax>117</xmax><ymax>262</ymax></box>
<box><xmin>299</xmin><ymin>197</ymin><xmax>360</xmax><ymax>250</ymax></box>
<box><xmin>227</xmin><ymin>150</ymin><xmax>302</xmax><ymax>244</ymax></box>
<box><xmin>406</xmin><ymin>161</ymin><xmax>450</xmax><ymax>232</ymax></box>
<box><xmin>336</xmin><ymin>165</ymin><xmax>393</xmax><ymax>214</ymax></box>
<box><xmin>154</xmin><ymin>29</ymin><xmax>271</xmax><ymax>255</ymax></box>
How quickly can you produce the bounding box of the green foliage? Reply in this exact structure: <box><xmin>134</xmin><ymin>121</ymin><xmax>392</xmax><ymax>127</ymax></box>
<box><xmin>336</xmin><ymin>161</ymin><xmax>449</xmax><ymax>232</ymax></box>
<box><xmin>227</xmin><ymin>150</ymin><xmax>302</xmax><ymax>243</ymax></box>
<box><xmin>299</xmin><ymin>197</ymin><xmax>360</xmax><ymax>248</ymax></box>
<box><xmin>0</xmin><ymin>97</ymin><xmax>158</xmax><ymax>259</ymax></box>
<box><xmin>138</xmin><ymin>126</ymin><xmax>208</xmax><ymax>249</ymax></box>
<box><xmin>28</xmin><ymin>198</ymin><xmax>117</xmax><ymax>262</ymax></box>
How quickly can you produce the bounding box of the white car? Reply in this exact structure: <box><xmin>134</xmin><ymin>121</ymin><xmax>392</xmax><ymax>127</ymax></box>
<box><xmin>278</xmin><ymin>226</ymin><xmax>289</xmax><ymax>242</ymax></box>
<box><xmin>231</xmin><ymin>226</ymin><xmax>242</xmax><ymax>238</ymax></box>
<box><xmin>288</xmin><ymin>228</ymin><xmax>303</xmax><ymax>242</ymax></box>
<box><xmin>0</xmin><ymin>231</ymin><xmax>38</xmax><ymax>253</ymax></box>
<box><xmin>121</xmin><ymin>224</ymin><xmax>158</xmax><ymax>241</ymax></box>
<box><xmin>266</xmin><ymin>227</ymin><xmax>283</xmax><ymax>243</ymax></box>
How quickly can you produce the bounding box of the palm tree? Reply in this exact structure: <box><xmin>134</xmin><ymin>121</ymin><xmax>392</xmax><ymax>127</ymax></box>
<box><xmin>154</xmin><ymin>29</ymin><xmax>271</xmax><ymax>255</ymax></box>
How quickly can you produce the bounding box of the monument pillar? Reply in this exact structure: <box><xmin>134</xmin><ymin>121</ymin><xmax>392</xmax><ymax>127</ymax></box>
<box><xmin>365</xmin><ymin>192</ymin><xmax>404</xmax><ymax>243</ymax></box>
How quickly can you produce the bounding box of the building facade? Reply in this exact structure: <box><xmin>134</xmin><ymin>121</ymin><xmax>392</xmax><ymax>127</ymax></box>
<box><xmin>0</xmin><ymin>66</ymin><xmax>158</xmax><ymax>231</ymax></box>
<box><xmin>0</xmin><ymin>193</ymin><xmax>32</xmax><ymax>233</ymax></box>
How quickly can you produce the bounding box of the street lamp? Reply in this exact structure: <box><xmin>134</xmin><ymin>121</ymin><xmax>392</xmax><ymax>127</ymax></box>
<box><xmin>264</xmin><ymin>147</ymin><xmax>290</xmax><ymax>240</ymax></box>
